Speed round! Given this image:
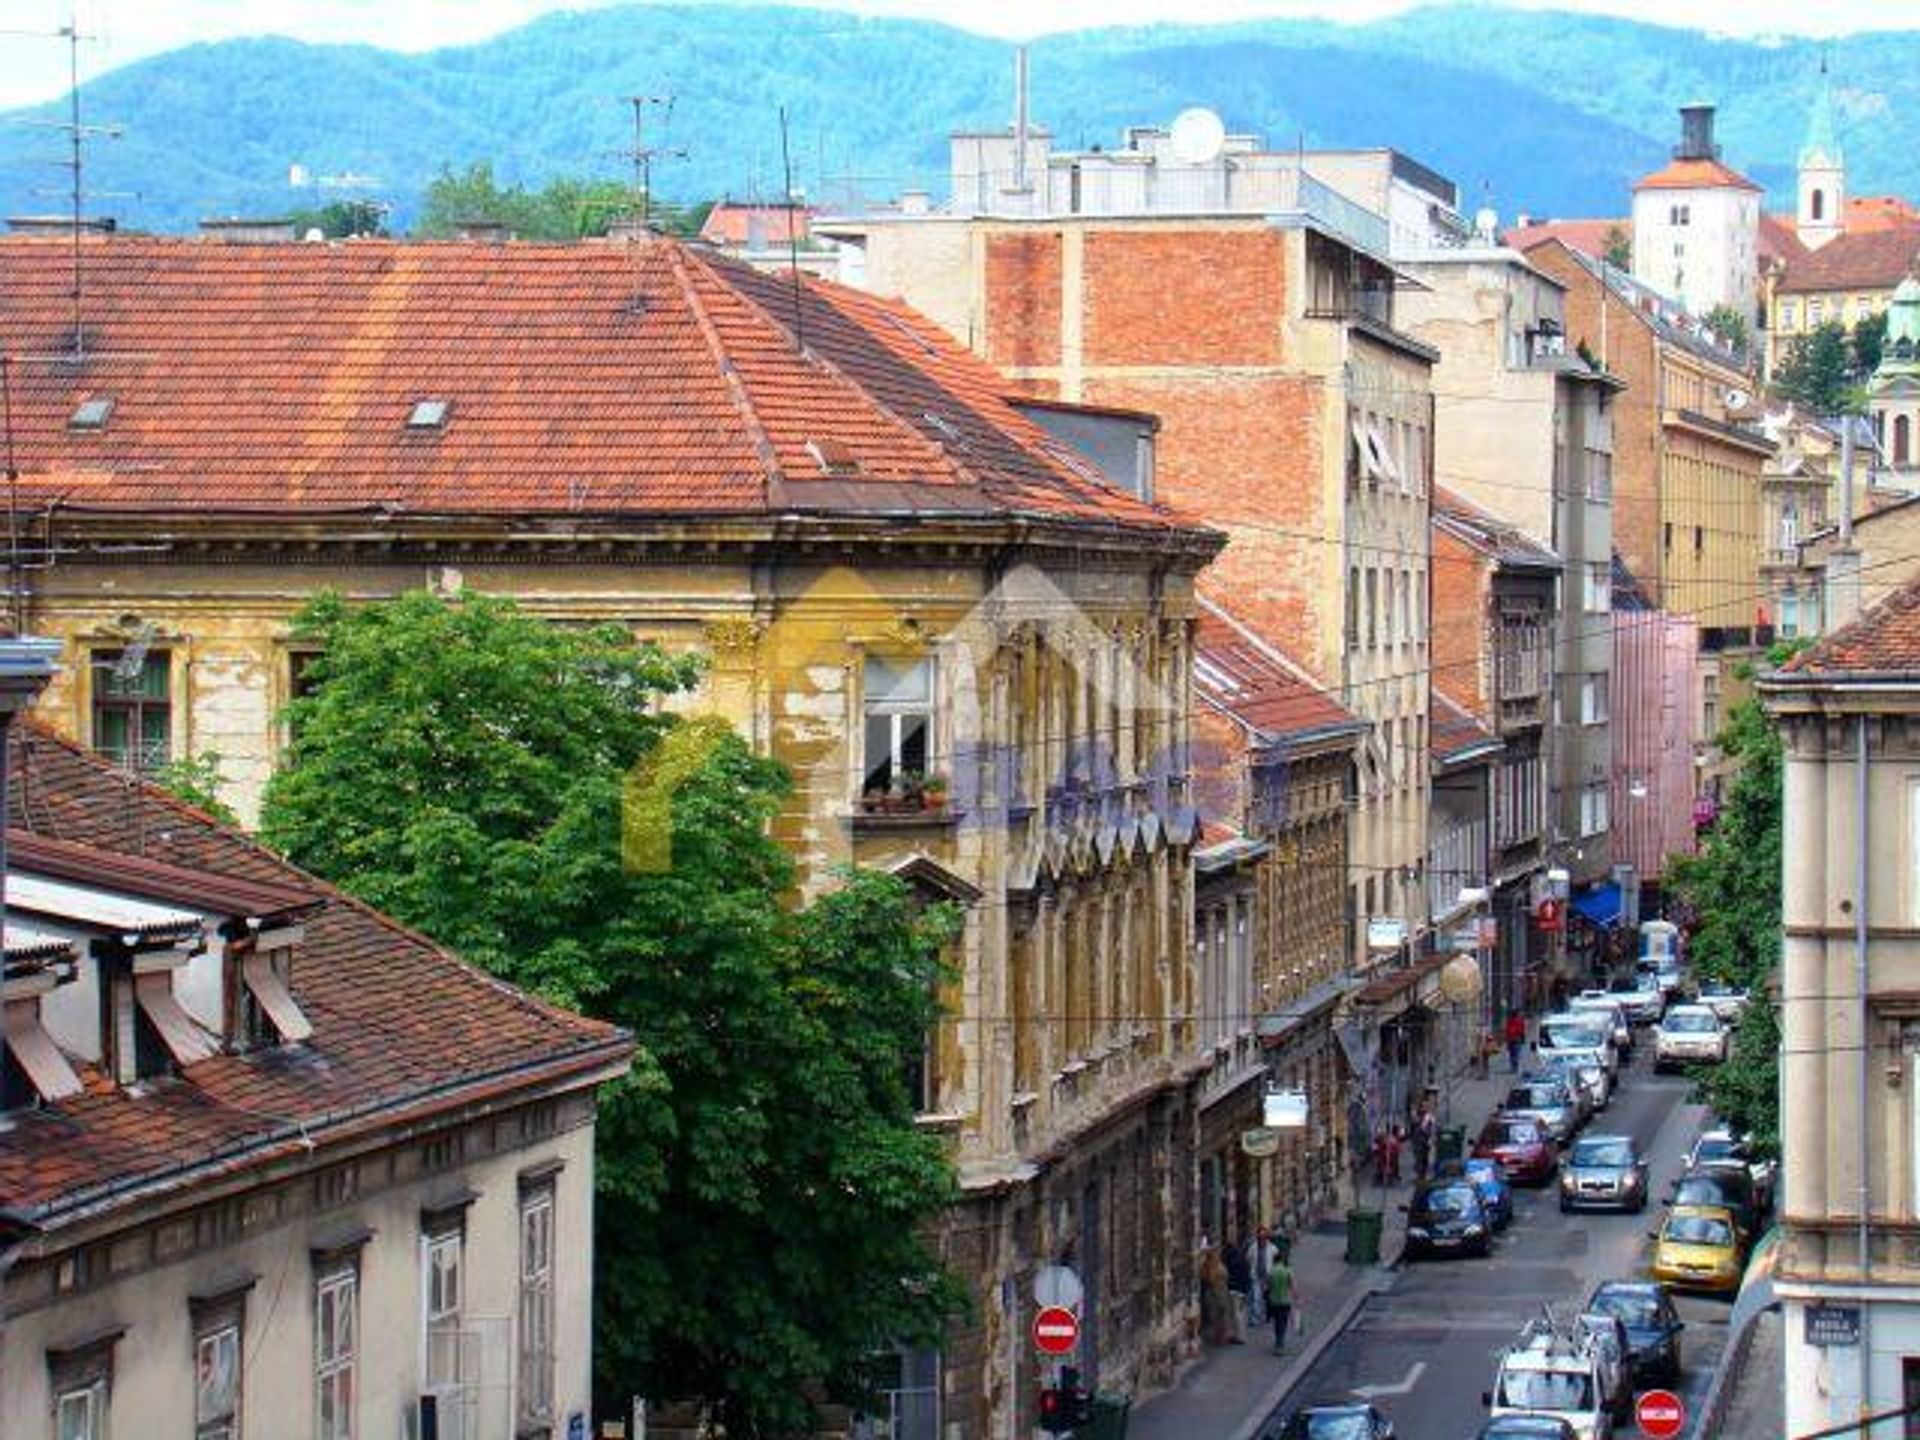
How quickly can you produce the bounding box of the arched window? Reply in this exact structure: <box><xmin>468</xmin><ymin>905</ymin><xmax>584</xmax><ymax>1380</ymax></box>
<box><xmin>1811</xmin><ymin>188</ymin><xmax>1825</xmax><ymax>222</ymax></box>
<box><xmin>1897</xmin><ymin>414</ymin><xmax>1912</xmax><ymax>467</ymax></box>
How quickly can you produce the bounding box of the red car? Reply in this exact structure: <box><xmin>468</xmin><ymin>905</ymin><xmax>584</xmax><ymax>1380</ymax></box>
<box><xmin>1474</xmin><ymin>1112</ymin><xmax>1557</xmax><ymax>1186</ymax></box>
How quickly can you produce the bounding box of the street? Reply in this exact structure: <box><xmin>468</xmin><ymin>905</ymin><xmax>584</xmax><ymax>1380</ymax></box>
<box><xmin>1270</xmin><ymin>1048</ymin><xmax>1729</xmax><ymax>1439</ymax></box>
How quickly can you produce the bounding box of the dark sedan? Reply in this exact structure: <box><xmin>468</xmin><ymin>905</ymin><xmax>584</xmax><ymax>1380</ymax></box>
<box><xmin>1403</xmin><ymin>1178</ymin><xmax>1495</xmax><ymax>1259</ymax></box>
<box><xmin>1474</xmin><ymin>1113</ymin><xmax>1558</xmax><ymax>1186</ymax></box>
<box><xmin>1672</xmin><ymin>1165</ymin><xmax>1761</xmax><ymax>1245</ymax></box>
<box><xmin>1559</xmin><ymin>1133</ymin><xmax>1650</xmax><ymax>1213</ymax></box>
<box><xmin>1475</xmin><ymin>1418</ymin><xmax>1577</xmax><ymax>1440</ymax></box>
<box><xmin>1585</xmin><ymin>1279</ymin><xmax>1685</xmax><ymax>1383</ymax></box>
<box><xmin>1273</xmin><ymin>1403</ymin><xmax>1396</xmax><ymax>1439</ymax></box>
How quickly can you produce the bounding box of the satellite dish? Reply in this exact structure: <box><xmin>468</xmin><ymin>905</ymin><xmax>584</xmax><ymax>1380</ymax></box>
<box><xmin>1168</xmin><ymin>107</ymin><xmax>1227</xmax><ymax>165</ymax></box>
<box><xmin>1724</xmin><ymin>387</ymin><xmax>1751</xmax><ymax>410</ymax></box>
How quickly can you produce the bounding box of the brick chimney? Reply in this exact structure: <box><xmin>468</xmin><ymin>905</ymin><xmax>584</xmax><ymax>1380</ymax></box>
<box><xmin>1675</xmin><ymin>103</ymin><xmax>1720</xmax><ymax>161</ymax></box>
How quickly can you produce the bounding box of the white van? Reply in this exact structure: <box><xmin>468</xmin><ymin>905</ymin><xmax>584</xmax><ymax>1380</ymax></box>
<box><xmin>1484</xmin><ymin>1324</ymin><xmax>1614</xmax><ymax>1440</ymax></box>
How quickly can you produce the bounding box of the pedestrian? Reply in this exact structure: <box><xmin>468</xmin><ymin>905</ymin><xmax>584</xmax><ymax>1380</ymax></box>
<box><xmin>1505</xmin><ymin>1010</ymin><xmax>1528</xmax><ymax>1073</ymax></box>
<box><xmin>1199</xmin><ymin>1244</ymin><xmax>1234</xmax><ymax>1346</ymax></box>
<box><xmin>1247</xmin><ymin>1225</ymin><xmax>1277</xmax><ymax>1326</ymax></box>
<box><xmin>1265</xmin><ymin>1252</ymin><xmax>1295</xmax><ymax>1355</ymax></box>
<box><xmin>1413</xmin><ymin>1104</ymin><xmax>1437</xmax><ymax>1182</ymax></box>
<box><xmin>1386</xmin><ymin>1121</ymin><xmax>1404</xmax><ymax>1182</ymax></box>
<box><xmin>1222</xmin><ymin>1235</ymin><xmax>1251</xmax><ymax>1344</ymax></box>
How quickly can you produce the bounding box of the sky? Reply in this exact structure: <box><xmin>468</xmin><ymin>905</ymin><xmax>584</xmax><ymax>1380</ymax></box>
<box><xmin>4</xmin><ymin>0</ymin><xmax>1919</xmax><ymax>106</ymax></box>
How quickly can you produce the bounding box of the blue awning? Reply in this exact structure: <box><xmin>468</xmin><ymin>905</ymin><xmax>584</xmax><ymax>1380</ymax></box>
<box><xmin>1570</xmin><ymin>882</ymin><xmax>1623</xmax><ymax>929</ymax></box>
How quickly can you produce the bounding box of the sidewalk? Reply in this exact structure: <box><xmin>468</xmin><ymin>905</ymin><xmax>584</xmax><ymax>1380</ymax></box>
<box><xmin>1130</xmin><ymin>1054</ymin><xmax>1527</xmax><ymax>1440</ymax></box>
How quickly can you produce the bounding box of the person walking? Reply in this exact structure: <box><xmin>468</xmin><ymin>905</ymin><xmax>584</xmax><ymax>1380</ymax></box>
<box><xmin>1247</xmin><ymin>1225</ymin><xmax>1275</xmax><ymax>1327</ymax></box>
<box><xmin>1409</xmin><ymin>1102</ymin><xmax>1433</xmax><ymax>1183</ymax></box>
<box><xmin>1505</xmin><ymin>1009</ymin><xmax>1528</xmax><ymax>1073</ymax></box>
<box><xmin>1222</xmin><ymin>1234</ymin><xmax>1251</xmax><ymax>1344</ymax></box>
<box><xmin>1266</xmin><ymin>1252</ymin><xmax>1295</xmax><ymax>1355</ymax></box>
<box><xmin>1199</xmin><ymin>1244</ymin><xmax>1234</xmax><ymax>1346</ymax></box>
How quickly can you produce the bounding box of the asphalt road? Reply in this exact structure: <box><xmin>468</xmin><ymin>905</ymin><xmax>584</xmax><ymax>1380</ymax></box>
<box><xmin>1271</xmin><ymin>1046</ymin><xmax>1728</xmax><ymax>1439</ymax></box>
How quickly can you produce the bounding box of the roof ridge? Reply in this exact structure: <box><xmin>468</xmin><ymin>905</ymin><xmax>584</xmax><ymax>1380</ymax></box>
<box><xmin>661</xmin><ymin>241</ymin><xmax>785</xmax><ymax>505</ymax></box>
<box><xmin>1782</xmin><ymin>573</ymin><xmax>1920</xmax><ymax>674</ymax></box>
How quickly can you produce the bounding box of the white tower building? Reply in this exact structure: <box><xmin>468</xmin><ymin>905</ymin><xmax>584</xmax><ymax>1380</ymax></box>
<box><xmin>1631</xmin><ymin>103</ymin><xmax>1761</xmax><ymax>323</ymax></box>
<box><xmin>1797</xmin><ymin>69</ymin><xmax>1846</xmax><ymax>251</ymax></box>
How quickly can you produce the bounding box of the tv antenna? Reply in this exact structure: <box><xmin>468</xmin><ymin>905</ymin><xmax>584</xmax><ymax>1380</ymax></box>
<box><xmin>3</xmin><ymin>11</ymin><xmax>124</xmax><ymax>359</ymax></box>
<box><xmin>605</xmin><ymin>94</ymin><xmax>687</xmax><ymax>229</ymax></box>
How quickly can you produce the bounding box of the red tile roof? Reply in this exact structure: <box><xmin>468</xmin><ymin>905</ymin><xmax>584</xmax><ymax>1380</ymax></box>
<box><xmin>698</xmin><ymin>202</ymin><xmax>812</xmax><ymax>248</ymax></box>
<box><xmin>1777</xmin><ymin>222</ymin><xmax>1920</xmax><ymax>294</ymax></box>
<box><xmin>1192</xmin><ymin>598</ymin><xmax>1358</xmax><ymax>746</ymax></box>
<box><xmin>0</xmin><ymin>235</ymin><xmax>1198</xmax><ymax>539</ymax></box>
<box><xmin>1777</xmin><ymin>576</ymin><xmax>1920</xmax><ymax>678</ymax></box>
<box><xmin>1845</xmin><ymin>196</ymin><xmax>1920</xmax><ymax>234</ymax></box>
<box><xmin>1433</xmin><ymin>487</ymin><xmax>1559</xmax><ymax>569</ymax></box>
<box><xmin>1501</xmin><ymin>218</ymin><xmax>1628</xmax><ymax>260</ymax></box>
<box><xmin>0</xmin><ymin>723</ymin><xmax>629</xmax><ymax>1224</ymax></box>
<box><xmin>1632</xmin><ymin>158</ymin><xmax>1763</xmax><ymax>194</ymax></box>
<box><xmin>1431</xmin><ymin>688</ymin><xmax>1502</xmax><ymax>765</ymax></box>
<box><xmin>1758</xmin><ymin>213</ymin><xmax>1810</xmax><ymax>270</ymax></box>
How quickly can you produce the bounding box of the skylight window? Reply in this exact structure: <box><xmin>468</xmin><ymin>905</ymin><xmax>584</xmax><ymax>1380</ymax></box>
<box><xmin>407</xmin><ymin>399</ymin><xmax>452</xmax><ymax>430</ymax></box>
<box><xmin>68</xmin><ymin>396</ymin><xmax>114</xmax><ymax>431</ymax></box>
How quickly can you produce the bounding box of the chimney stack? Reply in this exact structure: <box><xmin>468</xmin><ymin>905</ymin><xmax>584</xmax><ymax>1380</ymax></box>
<box><xmin>1675</xmin><ymin>103</ymin><xmax>1719</xmax><ymax>161</ymax></box>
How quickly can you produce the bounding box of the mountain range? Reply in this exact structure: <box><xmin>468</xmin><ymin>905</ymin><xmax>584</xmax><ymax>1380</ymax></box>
<box><xmin>0</xmin><ymin>3</ymin><xmax>1916</xmax><ymax>234</ymax></box>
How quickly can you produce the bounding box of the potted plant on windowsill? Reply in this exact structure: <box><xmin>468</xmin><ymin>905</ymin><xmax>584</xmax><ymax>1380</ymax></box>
<box><xmin>921</xmin><ymin>771</ymin><xmax>950</xmax><ymax>812</ymax></box>
<box><xmin>860</xmin><ymin>786</ymin><xmax>887</xmax><ymax>815</ymax></box>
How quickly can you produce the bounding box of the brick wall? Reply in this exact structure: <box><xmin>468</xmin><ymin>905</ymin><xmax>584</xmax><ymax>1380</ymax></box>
<box><xmin>984</xmin><ymin>232</ymin><xmax>1063</xmax><ymax>371</ymax></box>
<box><xmin>1081</xmin><ymin>229</ymin><xmax>1287</xmax><ymax>368</ymax></box>
<box><xmin>1431</xmin><ymin>525</ymin><xmax>1491</xmax><ymax>719</ymax></box>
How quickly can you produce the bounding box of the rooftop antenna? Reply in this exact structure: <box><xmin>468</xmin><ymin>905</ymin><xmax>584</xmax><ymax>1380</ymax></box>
<box><xmin>778</xmin><ymin>105</ymin><xmax>808</xmax><ymax>355</ymax></box>
<box><xmin>607</xmin><ymin>94</ymin><xmax>686</xmax><ymax>229</ymax></box>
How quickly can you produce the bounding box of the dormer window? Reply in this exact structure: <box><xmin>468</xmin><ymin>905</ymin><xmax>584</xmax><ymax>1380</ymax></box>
<box><xmin>67</xmin><ymin>396</ymin><xmax>114</xmax><ymax>431</ymax></box>
<box><xmin>232</xmin><ymin>925</ymin><xmax>312</xmax><ymax>1047</ymax></box>
<box><xmin>407</xmin><ymin>399</ymin><xmax>452</xmax><ymax>430</ymax></box>
<box><xmin>807</xmin><ymin>438</ymin><xmax>862</xmax><ymax>476</ymax></box>
<box><xmin>3</xmin><ymin>959</ymin><xmax>84</xmax><ymax>1107</ymax></box>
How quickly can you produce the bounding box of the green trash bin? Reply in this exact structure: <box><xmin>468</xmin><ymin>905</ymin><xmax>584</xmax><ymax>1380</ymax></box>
<box><xmin>1344</xmin><ymin>1207</ymin><xmax>1383</xmax><ymax>1265</ymax></box>
<box><xmin>1436</xmin><ymin>1125</ymin><xmax>1466</xmax><ymax>1166</ymax></box>
<box><xmin>1084</xmin><ymin>1393</ymin><xmax>1131</xmax><ymax>1440</ymax></box>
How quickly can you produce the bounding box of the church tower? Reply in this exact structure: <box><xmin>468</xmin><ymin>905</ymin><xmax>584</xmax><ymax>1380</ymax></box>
<box><xmin>1798</xmin><ymin>65</ymin><xmax>1845</xmax><ymax>251</ymax></box>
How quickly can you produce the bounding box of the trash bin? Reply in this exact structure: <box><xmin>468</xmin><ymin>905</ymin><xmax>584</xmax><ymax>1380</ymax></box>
<box><xmin>1344</xmin><ymin>1207</ymin><xmax>1383</xmax><ymax>1265</ymax></box>
<box><xmin>1085</xmin><ymin>1392</ymin><xmax>1131</xmax><ymax>1440</ymax></box>
<box><xmin>1436</xmin><ymin>1125</ymin><xmax>1466</xmax><ymax>1166</ymax></box>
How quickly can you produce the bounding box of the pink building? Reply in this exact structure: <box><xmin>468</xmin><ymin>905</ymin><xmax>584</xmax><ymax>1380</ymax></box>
<box><xmin>1610</xmin><ymin>596</ymin><xmax>1699</xmax><ymax>884</ymax></box>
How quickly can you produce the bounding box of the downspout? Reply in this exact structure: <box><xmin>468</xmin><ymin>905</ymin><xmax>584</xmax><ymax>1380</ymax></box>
<box><xmin>1857</xmin><ymin>712</ymin><xmax>1873</xmax><ymax>1422</ymax></box>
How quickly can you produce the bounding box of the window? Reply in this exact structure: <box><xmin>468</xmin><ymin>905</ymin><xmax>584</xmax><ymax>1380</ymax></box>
<box><xmin>1365</xmin><ymin>569</ymin><xmax>1378</xmax><ymax>649</ymax></box>
<box><xmin>1779</xmin><ymin>300</ymin><xmax>1798</xmax><ymax>330</ymax></box>
<box><xmin>423</xmin><ymin>1229</ymin><xmax>463</xmax><ymax>1389</ymax></box>
<box><xmin>1811</xmin><ymin>189</ymin><xmax>1825</xmax><ymax>222</ymax></box>
<box><xmin>1903</xmin><ymin>1355</ymin><xmax>1920</xmax><ymax>1440</ymax></box>
<box><xmin>55</xmin><ymin>1380</ymin><xmax>106</xmax><ymax>1440</ymax></box>
<box><xmin>1581</xmin><ymin>672</ymin><xmax>1610</xmax><ymax>726</ymax></box>
<box><xmin>1694</xmin><ymin>526</ymin><xmax>1704</xmax><ymax>556</ymax></box>
<box><xmin>1669</xmin><ymin>204</ymin><xmax>1690</xmax><ymax>226</ymax></box>
<box><xmin>517</xmin><ymin>1185</ymin><xmax>556</xmax><ymax>1430</ymax></box>
<box><xmin>1810</xmin><ymin>298</ymin><xmax>1825</xmax><ymax>326</ymax></box>
<box><xmin>1584</xmin><ymin>561</ymin><xmax>1611</xmax><ymax>614</ymax></box>
<box><xmin>862</xmin><ymin>656</ymin><xmax>931</xmax><ymax>796</ymax></box>
<box><xmin>1580</xmin><ymin>782</ymin><xmax>1609</xmax><ymax>838</ymax></box>
<box><xmin>1779</xmin><ymin>591</ymin><xmax>1801</xmax><ymax>639</ymax></box>
<box><xmin>91</xmin><ymin>647</ymin><xmax>171</xmax><ymax>773</ymax></box>
<box><xmin>195</xmin><ymin>1317</ymin><xmax>242</xmax><ymax>1440</ymax></box>
<box><xmin>1898</xmin><ymin>414</ymin><xmax>1912</xmax><ymax>468</ymax></box>
<box><xmin>1347</xmin><ymin>567</ymin><xmax>1360</xmax><ymax>651</ymax></box>
<box><xmin>855</xmin><ymin>1347</ymin><xmax>941</xmax><ymax>1440</ymax></box>
<box><xmin>315</xmin><ymin>1268</ymin><xmax>357</xmax><ymax>1440</ymax></box>
<box><xmin>1584</xmin><ymin>446</ymin><xmax>1612</xmax><ymax>502</ymax></box>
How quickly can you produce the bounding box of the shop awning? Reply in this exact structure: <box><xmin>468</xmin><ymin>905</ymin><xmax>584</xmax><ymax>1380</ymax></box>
<box><xmin>1570</xmin><ymin>882</ymin><xmax>1624</xmax><ymax>929</ymax></box>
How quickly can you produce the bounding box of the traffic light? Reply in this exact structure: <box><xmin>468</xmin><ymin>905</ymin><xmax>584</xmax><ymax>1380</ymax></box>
<box><xmin>1039</xmin><ymin>1368</ymin><xmax>1094</xmax><ymax>1434</ymax></box>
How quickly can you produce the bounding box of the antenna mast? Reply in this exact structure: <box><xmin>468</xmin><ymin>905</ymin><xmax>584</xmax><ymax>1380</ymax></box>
<box><xmin>608</xmin><ymin>94</ymin><xmax>686</xmax><ymax>229</ymax></box>
<box><xmin>779</xmin><ymin>105</ymin><xmax>807</xmax><ymax>355</ymax></box>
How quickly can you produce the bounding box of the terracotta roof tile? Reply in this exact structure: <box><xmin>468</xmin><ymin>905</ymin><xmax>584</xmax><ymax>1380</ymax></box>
<box><xmin>1192</xmin><ymin>598</ymin><xmax>1358</xmax><ymax>745</ymax></box>
<box><xmin>0</xmin><ymin>724</ymin><xmax>628</xmax><ymax>1224</ymax></box>
<box><xmin>1778</xmin><ymin>576</ymin><xmax>1920</xmax><ymax>678</ymax></box>
<box><xmin>1501</xmin><ymin>218</ymin><xmax>1628</xmax><ymax>259</ymax></box>
<box><xmin>1778</xmin><ymin>222</ymin><xmax>1920</xmax><ymax>295</ymax></box>
<box><xmin>0</xmin><ymin>235</ymin><xmax>1198</xmax><ymax>538</ymax></box>
<box><xmin>1433</xmin><ymin>487</ymin><xmax>1559</xmax><ymax>569</ymax></box>
<box><xmin>1431</xmin><ymin>688</ymin><xmax>1501</xmax><ymax>764</ymax></box>
<box><xmin>1632</xmin><ymin>158</ymin><xmax>1763</xmax><ymax>194</ymax></box>
<box><xmin>698</xmin><ymin>203</ymin><xmax>812</xmax><ymax>248</ymax></box>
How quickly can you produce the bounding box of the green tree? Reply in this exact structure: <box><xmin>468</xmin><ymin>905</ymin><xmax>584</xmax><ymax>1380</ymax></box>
<box><xmin>415</xmin><ymin>162</ymin><xmax>657</xmax><ymax>241</ymax></box>
<box><xmin>150</xmin><ymin>751</ymin><xmax>240</xmax><ymax>826</ymax></box>
<box><xmin>1852</xmin><ymin>308</ymin><xmax>1889</xmax><ymax>381</ymax></box>
<box><xmin>1602</xmin><ymin>224</ymin><xmax>1631</xmax><ymax>270</ymax></box>
<box><xmin>260</xmin><ymin>591</ymin><xmax>963</xmax><ymax>1431</ymax></box>
<box><xmin>1774</xmin><ymin>320</ymin><xmax>1856</xmax><ymax>414</ymax></box>
<box><xmin>1703</xmin><ymin>303</ymin><xmax>1750</xmax><ymax>356</ymax></box>
<box><xmin>286</xmin><ymin>199</ymin><xmax>389</xmax><ymax>238</ymax></box>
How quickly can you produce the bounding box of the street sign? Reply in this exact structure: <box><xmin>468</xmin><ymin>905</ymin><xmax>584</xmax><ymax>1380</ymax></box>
<box><xmin>1635</xmin><ymin>1389</ymin><xmax>1685</xmax><ymax>1438</ymax></box>
<box><xmin>1263</xmin><ymin>1087</ymin><xmax>1308</xmax><ymax>1129</ymax></box>
<box><xmin>1032</xmin><ymin>1265</ymin><xmax>1083</xmax><ymax>1311</ymax></box>
<box><xmin>1536</xmin><ymin>898</ymin><xmax>1563</xmax><ymax>933</ymax></box>
<box><xmin>1032</xmin><ymin>1305</ymin><xmax>1081</xmax><ymax>1356</ymax></box>
<box><xmin>1805</xmin><ymin>1303</ymin><xmax>1862</xmax><ymax>1347</ymax></box>
<box><xmin>1367</xmin><ymin>918</ymin><xmax>1408</xmax><ymax>952</ymax></box>
<box><xmin>1241</xmin><ymin>1127</ymin><xmax>1283</xmax><ymax>1157</ymax></box>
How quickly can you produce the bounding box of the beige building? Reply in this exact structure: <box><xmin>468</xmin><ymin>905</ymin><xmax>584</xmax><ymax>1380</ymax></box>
<box><xmin>820</xmin><ymin>121</ymin><xmax>1438</xmax><ymax>978</ymax></box>
<box><xmin>1764</xmin><ymin>578</ymin><xmax>1920</xmax><ymax>1438</ymax></box>
<box><xmin>0</xmin><ymin>232</ymin><xmax>1223</xmax><ymax>1434</ymax></box>
<box><xmin>0</xmin><ymin>723</ymin><xmax>627</xmax><ymax>1440</ymax></box>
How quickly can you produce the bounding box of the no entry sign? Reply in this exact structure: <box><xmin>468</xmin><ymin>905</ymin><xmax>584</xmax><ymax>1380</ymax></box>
<box><xmin>1636</xmin><ymin>1389</ymin><xmax>1685</xmax><ymax>1438</ymax></box>
<box><xmin>1032</xmin><ymin>1305</ymin><xmax>1081</xmax><ymax>1355</ymax></box>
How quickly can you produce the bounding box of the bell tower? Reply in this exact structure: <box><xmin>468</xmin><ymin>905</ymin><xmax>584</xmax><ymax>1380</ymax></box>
<box><xmin>1798</xmin><ymin>63</ymin><xmax>1845</xmax><ymax>251</ymax></box>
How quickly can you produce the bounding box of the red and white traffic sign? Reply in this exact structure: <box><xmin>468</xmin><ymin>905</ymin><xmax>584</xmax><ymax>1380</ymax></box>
<box><xmin>1636</xmin><ymin>1388</ymin><xmax>1686</xmax><ymax>1439</ymax></box>
<box><xmin>1032</xmin><ymin>1305</ymin><xmax>1080</xmax><ymax>1355</ymax></box>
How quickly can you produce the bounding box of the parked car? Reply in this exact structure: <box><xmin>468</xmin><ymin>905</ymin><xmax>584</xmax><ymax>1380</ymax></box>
<box><xmin>1434</xmin><ymin>1155</ymin><xmax>1515</xmax><ymax>1229</ymax></box>
<box><xmin>1671</xmin><ymin>1165</ymin><xmax>1761</xmax><ymax>1244</ymax></box>
<box><xmin>1560</xmin><ymin>1134</ymin><xmax>1650</xmax><ymax>1213</ymax></box>
<box><xmin>1484</xmin><ymin>1323</ymin><xmax>1614</xmax><ymax>1440</ymax></box>
<box><xmin>1539</xmin><ymin>1014</ymin><xmax>1620</xmax><ymax>1080</ymax></box>
<box><xmin>1570</xmin><ymin>993</ymin><xmax>1634</xmax><ymax>1056</ymax></box>
<box><xmin>1531</xmin><ymin>1054</ymin><xmax>1606</xmax><ymax>1116</ymax></box>
<box><xmin>1504</xmin><ymin>1076</ymin><xmax>1583</xmax><ymax>1145</ymax></box>
<box><xmin>1475</xmin><ymin>1113</ymin><xmax>1558</xmax><ymax>1186</ymax></box>
<box><xmin>1687</xmin><ymin>1129</ymin><xmax>1777</xmax><ymax>1213</ymax></box>
<box><xmin>1696</xmin><ymin>981</ymin><xmax>1750</xmax><ymax>1023</ymax></box>
<box><xmin>1605</xmin><ymin>972</ymin><xmax>1665</xmax><ymax>1025</ymax></box>
<box><xmin>1649</xmin><ymin>1204</ymin><xmax>1744</xmax><ymax>1295</ymax></box>
<box><xmin>1476</xmin><ymin>1420</ymin><xmax>1578</xmax><ymax>1440</ymax></box>
<box><xmin>1404</xmin><ymin>1177</ymin><xmax>1495</xmax><ymax>1259</ymax></box>
<box><xmin>1272</xmin><ymin>1402</ymin><xmax>1396</xmax><ymax>1439</ymax></box>
<box><xmin>1574</xmin><ymin>1311</ymin><xmax>1634</xmax><ymax>1422</ymax></box>
<box><xmin>1585</xmin><ymin>1279</ymin><xmax>1684</xmax><ymax>1384</ymax></box>
<box><xmin>1654</xmin><ymin>1005</ymin><xmax>1728</xmax><ymax>1070</ymax></box>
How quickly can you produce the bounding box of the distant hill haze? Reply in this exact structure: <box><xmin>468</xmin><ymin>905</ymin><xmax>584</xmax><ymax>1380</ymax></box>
<box><xmin>0</xmin><ymin>2</ymin><xmax>1911</xmax><ymax>233</ymax></box>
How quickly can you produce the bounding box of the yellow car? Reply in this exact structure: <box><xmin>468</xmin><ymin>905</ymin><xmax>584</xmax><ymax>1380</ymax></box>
<box><xmin>1649</xmin><ymin>1203</ymin><xmax>1744</xmax><ymax>1295</ymax></box>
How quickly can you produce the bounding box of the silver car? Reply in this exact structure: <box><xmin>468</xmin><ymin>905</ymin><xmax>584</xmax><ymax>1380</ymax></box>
<box><xmin>1571</xmin><ymin>994</ymin><xmax>1634</xmax><ymax>1056</ymax></box>
<box><xmin>1505</xmin><ymin>1076</ymin><xmax>1581</xmax><ymax>1144</ymax></box>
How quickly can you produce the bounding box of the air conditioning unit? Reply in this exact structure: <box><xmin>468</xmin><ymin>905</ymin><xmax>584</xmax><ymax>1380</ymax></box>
<box><xmin>418</xmin><ymin>1386</ymin><xmax>467</xmax><ymax>1440</ymax></box>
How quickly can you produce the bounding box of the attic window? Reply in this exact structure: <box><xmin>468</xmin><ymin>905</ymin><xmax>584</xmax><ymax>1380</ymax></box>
<box><xmin>407</xmin><ymin>399</ymin><xmax>452</xmax><ymax>430</ymax></box>
<box><xmin>67</xmin><ymin>397</ymin><xmax>114</xmax><ymax>431</ymax></box>
<box><xmin>807</xmin><ymin>439</ymin><xmax>862</xmax><ymax>476</ymax></box>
